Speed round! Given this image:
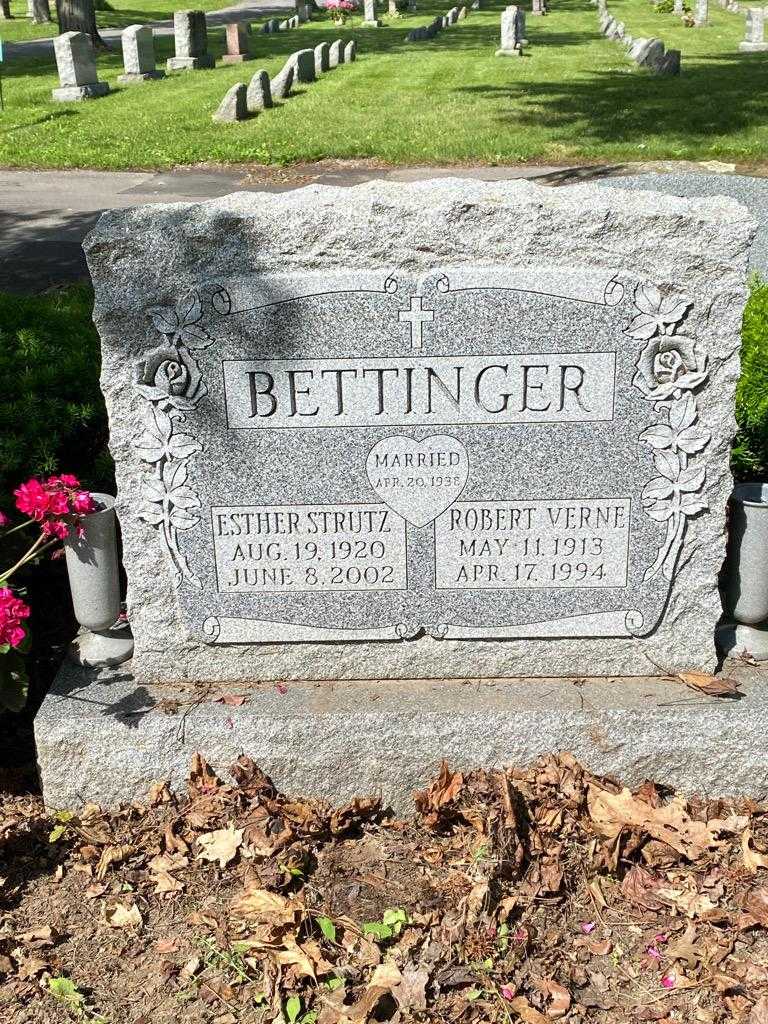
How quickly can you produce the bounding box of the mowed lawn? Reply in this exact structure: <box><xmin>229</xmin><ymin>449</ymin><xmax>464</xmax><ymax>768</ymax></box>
<box><xmin>1</xmin><ymin>0</ymin><xmax>767</xmax><ymax>168</ymax></box>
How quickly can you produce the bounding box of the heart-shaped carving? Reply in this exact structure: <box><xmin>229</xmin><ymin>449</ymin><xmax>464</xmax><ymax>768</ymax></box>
<box><xmin>366</xmin><ymin>434</ymin><xmax>469</xmax><ymax>528</ymax></box>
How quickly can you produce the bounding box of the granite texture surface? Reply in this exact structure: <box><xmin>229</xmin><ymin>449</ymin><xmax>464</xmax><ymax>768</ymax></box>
<box><xmin>84</xmin><ymin>178</ymin><xmax>754</xmax><ymax>683</ymax></box>
<box><xmin>596</xmin><ymin>172</ymin><xmax>768</xmax><ymax>273</ymax></box>
<box><xmin>246</xmin><ymin>69</ymin><xmax>272</xmax><ymax>111</ymax></box>
<box><xmin>53</xmin><ymin>31</ymin><xmax>98</xmax><ymax>87</ymax></box>
<box><xmin>35</xmin><ymin>661</ymin><xmax>768</xmax><ymax>812</ymax></box>
<box><xmin>121</xmin><ymin>24</ymin><xmax>157</xmax><ymax>75</ymax></box>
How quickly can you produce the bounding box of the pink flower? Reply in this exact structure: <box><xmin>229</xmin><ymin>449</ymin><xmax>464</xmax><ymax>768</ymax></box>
<box><xmin>580</xmin><ymin>922</ymin><xmax>596</xmax><ymax>934</ymax></box>
<box><xmin>500</xmin><ymin>984</ymin><xmax>516</xmax><ymax>1001</ymax></box>
<box><xmin>48</xmin><ymin>490</ymin><xmax>70</xmax><ymax>516</ymax></box>
<box><xmin>646</xmin><ymin>944</ymin><xmax>662</xmax><ymax>961</ymax></box>
<box><xmin>14</xmin><ymin>479</ymin><xmax>50</xmax><ymax>521</ymax></box>
<box><xmin>653</xmin><ymin>933</ymin><xmax>669</xmax><ymax>944</ymax></box>
<box><xmin>0</xmin><ymin>587</ymin><xmax>31</xmax><ymax>648</ymax></box>
<box><xmin>56</xmin><ymin>474</ymin><xmax>80</xmax><ymax>487</ymax></box>
<box><xmin>660</xmin><ymin>971</ymin><xmax>676</xmax><ymax>989</ymax></box>
<box><xmin>0</xmin><ymin>511</ymin><xmax>8</xmax><ymax>528</ymax></box>
<box><xmin>42</xmin><ymin>520</ymin><xmax>70</xmax><ymax>541</ymax></box>
<box><xmin>72</xmin><ymin>491</ymin><xmax>95</xmax><ymax>515</ymax></box>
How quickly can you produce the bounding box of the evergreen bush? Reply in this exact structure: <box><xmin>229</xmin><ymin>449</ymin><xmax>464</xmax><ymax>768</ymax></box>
<box><xmin>0</xmin><ymin>287</ymin><xmax>112</xmax><ymax>509</ymax></box>
<box><xmin>733</xmin><ymin>276</ymin><xmax>768</xmax><ymax>480</ymax></box>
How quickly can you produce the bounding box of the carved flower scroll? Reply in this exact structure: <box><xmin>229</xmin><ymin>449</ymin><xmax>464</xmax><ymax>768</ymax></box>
<box><xmin>626</xmin><ymin>283</ymin><xmax>711</xmax><ymax>582</ymax></box>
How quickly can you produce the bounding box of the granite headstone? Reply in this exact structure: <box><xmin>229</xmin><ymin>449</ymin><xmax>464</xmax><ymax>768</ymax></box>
<box><xmin>84</xmin><ymin>179</ymin><xmax>752</xmax><ymax>683</ymax></box>
<box><xmin>167</xmin><ymin>10</ymin><xmax>215</xmax><ymax>70</ymax></box>
<box><xmin>52</xmin><ymin>31</ymin><xmax>110</xmax><ymax>101</ymax></box>
<box><xmin>118</xmin><ymin>24</ymin><xmax>165</xmax><ymax>83</ymax></box>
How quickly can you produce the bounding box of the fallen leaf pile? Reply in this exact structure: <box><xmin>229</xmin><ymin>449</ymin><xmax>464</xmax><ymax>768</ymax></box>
<box><xmin>3</xmin><ymin>752</ymin><xmax>768</xmax><ymax>1023</ymax></box>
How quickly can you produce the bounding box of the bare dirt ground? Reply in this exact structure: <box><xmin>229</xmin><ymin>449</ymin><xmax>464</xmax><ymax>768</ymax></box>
<box><xmin>4</xmin><ymin>750</ymin><xmax>768</xmax><ymax>1024</ymax></box>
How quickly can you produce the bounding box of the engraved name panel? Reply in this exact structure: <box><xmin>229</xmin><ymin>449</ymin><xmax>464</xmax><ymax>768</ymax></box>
<box><xmin>212</xmin><ymin>503</ymin><xmax>408</xmax><ymax>593</ymax></box>
<box><xmin>434</xmin><ymin>498</ymin><xmax>631</xmax><ymax>590</ymax></box>
<box><xmin>223</xmin><ymin>352</ymin><xmax>617</xmax><ymax>429</ymax></box>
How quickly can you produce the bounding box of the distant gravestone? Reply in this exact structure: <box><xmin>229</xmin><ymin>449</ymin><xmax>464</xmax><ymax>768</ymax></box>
<box><xmin>694</xmin><ymin>0</ymin><xmax>708</xmax><ymax>23</ymax></box>
<box><xmin>262</xmin><ymin>17</ymin><xmax>280</xmax><ymax>31</ymax></box>
<box><xmin>167</xmin><ymin>10</ymin><xmax>215</xmax><ymax>70</ymax></box>
<box><xmin>344</xmin><ymin>39</ymin><xmax>356</xmax><ymax>60</ymax></box>
<box><xmin>739</xmin><ymin>7</ymin><xmax>768</xmax><ymax>48</ymax></box>
<box><xmin>290</xmin><ymin>48</ymin><xmax>316</xmax><ymax>83</ymax></box>
<box><xmin>52</xmin><ymin>31</ymin><xmax>110</xmax><ymax>101</ymax></box>
<box><xmin>654</xmin><ymin>47</ymin><xmax>681</xmax><ymax>72</ymax></box>
<box><xmin>271</xmin><ymin>61</ymin><xmax>294</xmax><ymax>99</ymax></box>
<box><xmin>531</xmin><ymin>0</ymin><xmax>546</xmax><ymax>14</ymax></box>
<box><xmin>315</xmin><ymin>42</ymin><xmax>330</xmax><ymax>73</ymax></box>
<box><xmin>222</xmin><ymin>22</ymin><xmax>251</xmax><ymax>63</ymax></box>
<box><xmin>118</xmin><ymin>25</ymin><xmax>165</xmax><ymax>83</ymax></box>
<box><xmin>297</xmin><ymin>1</ymin><xmax>311</xmax><ymax>21</ymax></box>
<box><xmin>388</xmin><ymin>0</ymin><xmax>397</xmax><ymax>13</ymax></box>
<box><xmin>496</xmin><ymin>4</ymin><xmax>523</xmax><ymax>54</ymax></box>
<box><xmin>329</xmin><ymin>38</ymin><xmax>345</xmax><ymax>65</ymax></box>
<box><xmin>673</xmin><ymin>0</ymin><xmax>684</xmax><ymax>12</ymax></box>
<box><xmin>31</xmin><ymin>0</ymin><xmax>52</xmax><ymax>24</ymax></box>
<box><xmin>363</xmin><ymin>0</ymin><xmax>382</xmax><ymax>24</ymax></box>
<box><xmin>213</xmin><ymin>82</ymin><xmax>248</xmax><ymax>121</ymax></box>
<box><xmin>457</xmin><ymin>4</ymin><xmax>468</xmax><ymax>16</ymax></box>
<box><xmin>246</xmin><ymin>69</ymin><xmax>272</xmax><ymax>110</ymax></box>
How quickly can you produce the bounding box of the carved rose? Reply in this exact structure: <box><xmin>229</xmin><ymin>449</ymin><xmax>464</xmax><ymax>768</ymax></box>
<box><xmin>633</xmin><ymin>334</ymin><xmax>707</xmax><ymax>402</ymax></box>
<box><xmin>134</xmin><ymin>345</ymin><xmax>207</xmax><ymax>411</ymax></box>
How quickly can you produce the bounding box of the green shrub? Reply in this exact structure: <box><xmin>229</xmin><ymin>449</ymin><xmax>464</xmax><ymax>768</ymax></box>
<box><xmin>733</xmin><ymin>275</ymin><xmax>768</xmax><ymax>480</ymax></box>
<box><xmin>0</xmin><ymin>287</ymin><xmax>112</xmax><ymax>508</ymax></box>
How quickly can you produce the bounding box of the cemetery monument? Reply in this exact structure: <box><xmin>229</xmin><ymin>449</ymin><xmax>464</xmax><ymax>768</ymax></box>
<box><xmin>36</xmin><ymin>179</ymin><xmax>754</xmax><ymax>808</ymax></box>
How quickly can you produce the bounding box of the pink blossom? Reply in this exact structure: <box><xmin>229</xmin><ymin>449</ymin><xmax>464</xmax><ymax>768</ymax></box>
<box><xmin>0</xmin><ymin>587</ymin><xmax>31</xmax><ymax>649</ymax></box>
<box><xmin>0</xmin><ymin>511</ymin><xmax>8</xmax><ymax>528</ymax></box>
<box><xmin>14</xmin><ymin>479</ymin><xmax>50</xmax><ymax>520</ymax></box>
<box><xmin>579</xmin><ymin>922</ymin><xmax>596</xmax><ymax>934</ymax></box>
<box><xmin>42</xmin><ymin>519</ymin><xmax>70</xmax><ymax>540</ymax></box>
<box><xmin>653</xmin><ymin>933</ymin><xmax>669</xmax><ymax>944</ymax></box>
<box><xmin>56</xmin><ymin>474</ymin><xmax>80</xmax><ymax>487</ymax></box>
<box><xmin>72</xmin><ymin>491</ymin><xmax>95</xmax><ymax>515</ymax></box>
<box><xmin>500</xmin><ymin>984</ymin><xmax>516</xmax><ymax>1001</ymax></box>
<box><xmin>646</xmin><ymin>944</ymin><xmax>662</xmax><ymax>960</ymax></box>
<box><xmin>660</xmin><ymin>971</ymin><xmax>676</xmax><ymax>989</ymax></box>
<box><xmin>48</xmin><ymin>490</ymin><xmax>70</xmax><ymax>516</ymax></box>
<box><xmin>512</xmin><ymin>928</ymin><xmax>528</xmax><ymax>943</ymax></box>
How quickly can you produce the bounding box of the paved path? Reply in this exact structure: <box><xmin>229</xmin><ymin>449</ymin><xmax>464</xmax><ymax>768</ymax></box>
<box><xmin>4</xmin><ymin>162</ymin><xmax>767</xmax><ymax>293</ymax></box>
<box><xmin>4</xmin><ymin>0</ymin><xmax>293</xmax><ymax>59</ymax></box>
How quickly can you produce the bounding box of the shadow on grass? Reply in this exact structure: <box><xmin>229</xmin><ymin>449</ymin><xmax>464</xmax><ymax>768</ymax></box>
<box><xmin>455</xmin><ymin>50</ymin><xmax>768</xmax><ymax>145</ymax></box>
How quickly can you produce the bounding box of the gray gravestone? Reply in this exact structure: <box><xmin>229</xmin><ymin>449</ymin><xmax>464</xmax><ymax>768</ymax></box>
<box><xmin>82</xmin><ymin>179</ymin><xmax>751</xmax><ymax>688</ymax></box>
<box><xmin>297</xmin><ymin>1</ymin><xmax>311</xmax><ymax>21</ymax></box>
<box><xmin>654</xmin><ymin>47</ymin><xmax>681</xmax><ymax>72</ymax></box>
<box><xmin>290</xmin><ymin>48</ymin><xmax>316</xmax><ymax>83</ymax></box>
<box><xmin>315</xmin><ymin>41</ymin><xmax>331</xmax><ymax>73</ymax></box>
<box><xmin>363</xmin><ymin>0</ymin><xmax>382</xmax><ymax>25</ymax></box>
<box><xmin>344</xmin><ymin>39</ymin><xmax>357</xmax><ymax>61</ymax></box>
<box><xmin>262</xmin><ymin>17</ymin><xmax>280</xmax><ymax>31</ymax></box>
<box><xmin>271</xmin><ymin>61</ymin><xmax>294</xmax><ymax>99</ymax></box>
<box><xmin>740</xmin><ymin>7</ymin><xmax>768</xmax><ymax>48</ymax></box>
<box><xmin>213</xmin><ymin>82</ymin><xmax>248</xmax><ymax>121</ymax></box>
<box><xmin>329</xmin><ymin>38</ymin><xmax>345</xmax><ymax>65</ymax></box>
<box><xmin>222</xmin><ymin>22</ymin><xmax>251</xmax><ymax>63</ymax></box>
<box><xmin>118</xmin><ymin>24</ymin><xmax>165</xmax><ymax>83</ymax></box>
<box><xmin>673</xmin><ymin>0</ymin><xmax>684</xmax><ymax>12</ymax></box>
<box><xmin>531</xmin><ymin>0</ymin><xmax>546</xmax><ymax>14</ymax></box>
<box><xmin>167</xmin><ymin>10</ymin><xmax>215</xmax><ymax>70</ymax></box>
<box><xmin>52</xmin><ymin>31</ymin><xmax>110</xmax><ymax>101</ymax></box>
<box><xmin>496</xmin><ymin>4</ymin><xmax>523</xmax><ymax>54</ymax></box>
<box><xmin>246</xmin><ymin>69</ymin><xmax>272</xmax><ymax>111</ymax></box>
<box><xmin>457</xmin><ymin>4</ymin><xmax>468</xmax><ymax>16</ymax></box>
<box><xmin>31</xmin><ymin>0</ymin><xmax>51</xmax><ymax>23</ymax></box>
<box><xmin>694</xmin><ymin>0</ymin><xmax>708</xmax><ymax>23</ymax></box>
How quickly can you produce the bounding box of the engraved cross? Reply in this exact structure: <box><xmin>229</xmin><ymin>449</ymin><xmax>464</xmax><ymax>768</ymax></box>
<box><xmin>399</xmin><ymin>295</ymin><xmax>434</xmax><ymax>351</ymax></box>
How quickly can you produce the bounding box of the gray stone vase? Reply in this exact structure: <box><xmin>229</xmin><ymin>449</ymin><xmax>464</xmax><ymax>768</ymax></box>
<box><xmin>64</xmin><ymin>493</ymin><xmax>134</xmax><ymax>667</ymax></box>
<box><xmin>718</xmin><ymin>482</ymin><xmax>768</xmax><ymax>660</ymax></box>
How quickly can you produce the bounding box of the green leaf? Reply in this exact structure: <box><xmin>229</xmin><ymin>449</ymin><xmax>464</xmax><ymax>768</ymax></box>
<box><xmin>317</xmin><ymin>915</ymin><xmax>336</xmax><ymax>942</ymax></box>
<box><xmin>325</xmin><ymin>977</ymin><xmax>344</xmax><ymax>992</ymax></box>
<box><xmin>362</xmin><ymin>921</ymin><xmax>393</xmax><ymax>941</ymax></box>
<box><xmin>48</xmin><ymin>976</ymin><xmax>84</xmax><ymax>1009</ymax></box>
<box><xmin>285</xmin><ymin>995</ymin><xmax>302</xmax><ymax>1024</ymax></box>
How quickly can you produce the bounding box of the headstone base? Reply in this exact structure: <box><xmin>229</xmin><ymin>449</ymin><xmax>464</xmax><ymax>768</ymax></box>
<box><xmin>51</xmin><ymin>82</ymin><xmax>110</xmax><ymax>102</ymax></box>
<box><xmin>363</xmin><ymin>17</ymin><xmax>383</xmax><ymax>24</ymax></box>
<box><xmin>221</xmin><ymin>53</ymin><xmax>250</xmax><ymax>63</ymax></box>
<box><xmin>117</xmin><ymin>70</ymin><xmax>166</xmax><ymax>83</ymax></box>
<box><xmin>739</xmin><ymin>40</ymin><xmax>768</xmax><ymax>50</ymax></box>
<box><xmin>166</xmin><ymin>55</ymin><xmax>215</xmax><ymax>70</ymax></box>
<box><xmin>717</xmin><ymin>621</ymin><xmax>768</xmax><ymax>661</ymax></box>
<box><xmin>495</xmin><ymin>46</ymin><xmax>523</xmax><ymax>55</ymax></box>
<box><xmin>35</xmin><ymin>660</ymin><xmax>768</xmax><ymax>813</ymax></box>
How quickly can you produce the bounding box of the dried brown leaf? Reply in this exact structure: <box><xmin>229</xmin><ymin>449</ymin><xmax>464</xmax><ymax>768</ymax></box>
<box><xmin>197</xmin><ymin>823</ymin><xmax>243</xmax><ymax>869</ymax></box>
<box><xmin>679</xmin><ymin>672</ymin><xmax>740</xmax><ymax>697</ymax></box>
<box><xmin>105</xmin><ymin>902</ymin><xmax>143</xmax><ymax>930</ymax></box>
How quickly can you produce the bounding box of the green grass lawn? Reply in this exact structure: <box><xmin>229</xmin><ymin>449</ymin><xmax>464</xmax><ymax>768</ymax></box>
<box><xmin>0</xmin><ymin>0</ymin><xmax>229</xmax><ymax>42</ymax></box>
<box><xmin>0</xmin><ymin>0</ymin><xmax>766</xmax><ymax>168</ymax></box>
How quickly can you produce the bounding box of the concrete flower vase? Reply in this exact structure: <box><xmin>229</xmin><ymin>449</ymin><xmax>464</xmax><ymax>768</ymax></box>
<box><xmin>718</xmin><ymin>482</ymin><xmax>768</xmax><ymax>660</ymax></box>
<box><xmin>64</xmin><ymin>493</ymin><xmax>134</xmax><ymax>667</ymax></box>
